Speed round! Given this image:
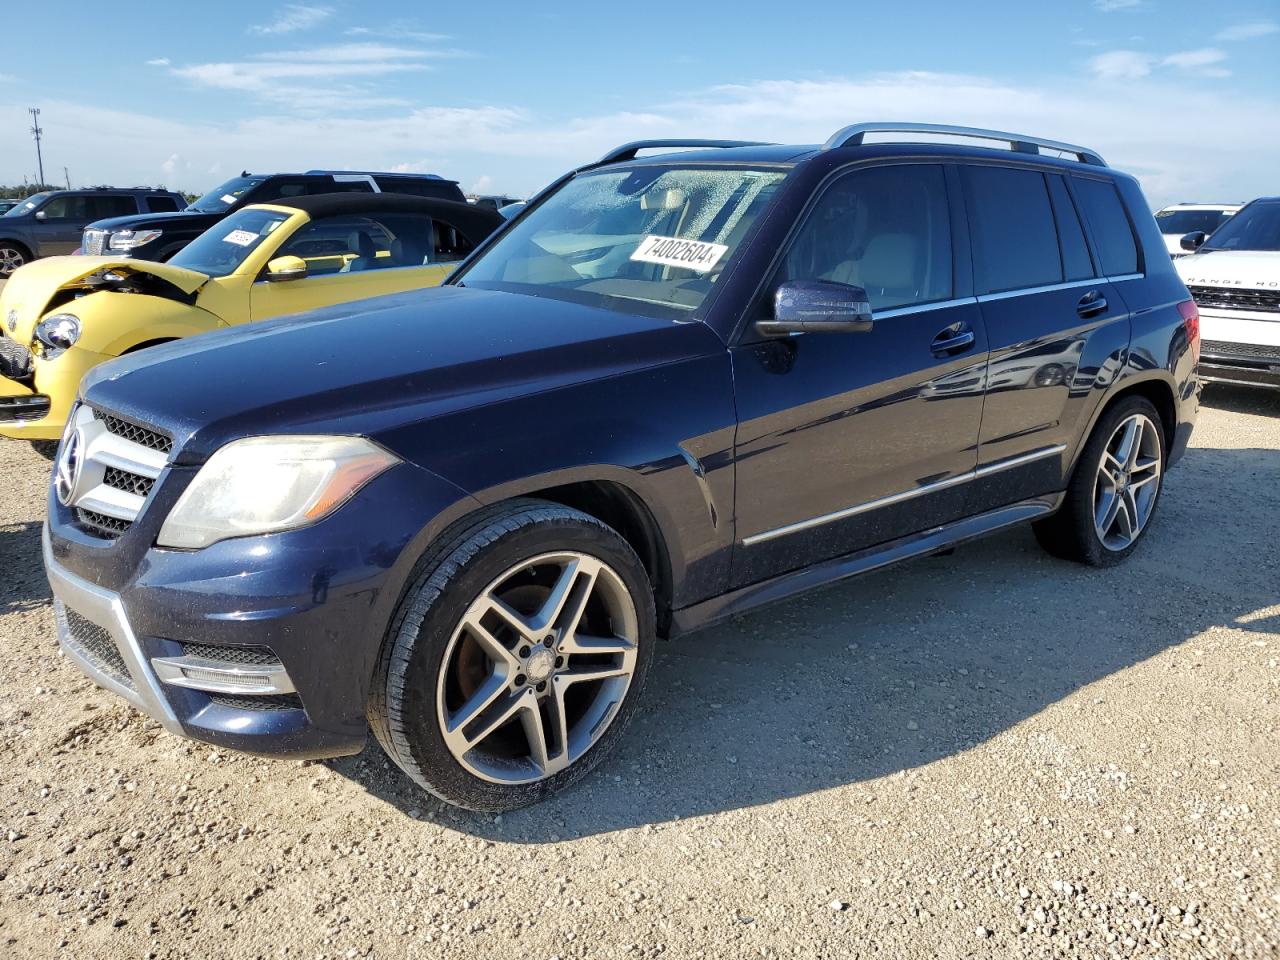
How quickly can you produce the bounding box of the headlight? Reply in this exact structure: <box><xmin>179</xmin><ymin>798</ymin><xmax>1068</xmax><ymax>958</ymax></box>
<box><xmin>156</xmin><ymin>436</ymin><xmax>400</xmax><ymax>549</ymax></box>
<box><xmin>34</xmin><ymin>313</ymin><xmax>81</xmax><ymax>357</ymax></box>
<box><xmin>107</xmin><ymin>229</ymin><xmax>163</xmax><ymax>251</ymax></box>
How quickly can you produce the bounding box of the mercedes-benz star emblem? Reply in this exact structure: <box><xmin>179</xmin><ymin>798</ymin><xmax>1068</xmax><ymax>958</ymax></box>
<box><xmin>55</xmin><ymin>429</ymin><xmax>83</xmax><ymax>507</ymax></box>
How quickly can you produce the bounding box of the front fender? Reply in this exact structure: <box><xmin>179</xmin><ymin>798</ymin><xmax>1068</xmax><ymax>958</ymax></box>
<box><xmin>63</xmin><ymin>292</ymin><xmax>226</xmax><ymax>357</ymax></box>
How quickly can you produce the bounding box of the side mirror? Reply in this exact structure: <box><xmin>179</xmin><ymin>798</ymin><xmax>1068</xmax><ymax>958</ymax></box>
<box><xmin>34</xmin><ymin>211</ymin><xmax>46</xmax><ymax>221</ymax></box>
<box><xmin>265</xmin><ymin>255</ymin><xmax>308</xmax><ymax>282</ymax></box>
<box><xmin>757</xmin><ymin>280</ymin><xmax>874</xmax><ymax>337</ymax></box>
<box><xmin>1180</xmin><ymin>231</ymin><xmax>1207</xmax><ymax>252</ymax></box>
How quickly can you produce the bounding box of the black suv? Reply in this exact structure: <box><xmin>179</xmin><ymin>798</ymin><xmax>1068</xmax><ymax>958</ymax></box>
<box><xmin>44</xmin><ymin>124</ymin><xmax>1199</xmax><ymax>811</ymax></box>
<box><xmin>0</xmin><ymin>188</ymin><xmax>187</xmax><ymax>276</ymax></box>
<box><xmin>79</xmin><ymin>170</ymin><xmax>467</xmax><ymax>263</ymax></box>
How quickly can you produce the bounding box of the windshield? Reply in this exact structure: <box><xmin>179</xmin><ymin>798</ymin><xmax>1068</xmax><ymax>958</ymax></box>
<box><xmin>1155</xmin><ymin>208</ymin><xmax>1233</xmax><ymax>236</ymax></box>
<box><xmin>4</xmin><ymin>193</ymin><xmax>49</xmax><ymax>217</ymax></box>
<box><xmin>168</xmin><ymin>207</ymin><xmax>292</xmax><ymax>277</ymax></box>
<box><xmin>187</xmin><ymin>176</ymin><xmax>267</xmax><ymax>214</ymax></box>
<box><xmin>1201</xmin><ymin>202</ymin><xmax>1280</xmax><ymax>252</ymax></box>
<box><xmin>455</xmin><ymin>165</ymin><xmax>788</xmax><ymax>319</ymax></box>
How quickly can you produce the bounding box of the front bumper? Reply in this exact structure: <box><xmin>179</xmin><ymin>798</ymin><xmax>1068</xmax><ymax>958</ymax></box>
<box><xmin>45</xmin><ymin>525</ymin><xmax>367</xmax><ymax>759</ymax></box>
<box><xmin>0</xmin><ymin>346</ymin><xmax>110</xmax><ymax>440</ymax></box>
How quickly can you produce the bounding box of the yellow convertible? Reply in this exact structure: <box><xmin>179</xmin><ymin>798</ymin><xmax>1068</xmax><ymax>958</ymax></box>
<box><xmin>0</xmin><ymin>194</ymin><xmax>502</xmax><ymax>440</ymax></box>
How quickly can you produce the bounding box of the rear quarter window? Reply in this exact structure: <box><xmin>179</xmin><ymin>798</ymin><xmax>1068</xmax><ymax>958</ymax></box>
<box><xmin>146</xmin><ymin>194</ymin><xmax>182</xmax><ymax>213</ymax></box>
<box><xmin>1071</xmin><ymin>177</ymin><xmax>1139</xmax><ymax>276</ymax></box>
<box><xmin>962</xmin><ymin>166</ymin><xmax>1062</xmax><ymax>294</ymax></box>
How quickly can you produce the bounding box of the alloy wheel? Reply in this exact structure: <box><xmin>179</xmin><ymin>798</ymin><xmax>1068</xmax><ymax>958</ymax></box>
<box><xmin>0</xmin><ymin>246</ymin><xmax>25</xmax><ymax>277</ymax></box>
<box><xmin>436</xmin><ymin>551</ymin><xmax>639</xmax><ymax>785</ymax></box>
<box><xmin>1093</xmin><ymin>412</ymin><xmax>1162</xmax><ymax>551</ymax></box>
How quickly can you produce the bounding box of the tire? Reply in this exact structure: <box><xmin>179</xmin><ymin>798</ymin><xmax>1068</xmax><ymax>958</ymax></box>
<box><xmin>369</xmin><ymin>499</ymin><xmax>656</xmax><ymax>812</ymax></box>
<box><xmin>0</xmin><ymin>242</ymin><xmax>30</xmax><ymax>278</ymax></box>
<box><xmin>1033</xmin><ymin>395</ymin><xmax>1166</xmax><ymax>566</ymax></box>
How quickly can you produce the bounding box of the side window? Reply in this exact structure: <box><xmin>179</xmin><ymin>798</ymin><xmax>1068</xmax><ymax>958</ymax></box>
<box><xmin>89</xmin><ymin>196</ymin><xmax>138</xmax><ymax>219</ymax></box>
<box><xmin>146</xmin><ymin>194</ymin><xmax>181</xmax><ymax>213</ymax></box>
<box><xmin>39</xmin><ymin>195</ymin><xmax>82</xmax><ymax>219</ymax></box>
<box><xmin>275</xmin><ymin>214</ymin><xmax>445</xmax><ymax>276</ymax></box>
<box><xmin>775</xmin><ymin>164</ymin><xmax>953</xmax><ymax>311</ymax></box>
<box><xmin>252</xmin><ymin>179</ymin><xmax>322</xmax><ymax>203</ymax></box>
<box><xmin>1047</xmin><ymin>176</ymin><xmax>1095</xmax><ymax>281</ymax></box>
<box><xmin>1071</xmin><ymin>177</ymin><xmax>1139</xmax><ymax>276</ymax></box>
<box><xmin>963</xmin><ymin>166</ymin><xmax>1061</xmax><ymax>294</ymax></box>
<box><xmin>431</xmin><ymin>219</ymin><xmax>476</xmax><ymax>263</ymax></box>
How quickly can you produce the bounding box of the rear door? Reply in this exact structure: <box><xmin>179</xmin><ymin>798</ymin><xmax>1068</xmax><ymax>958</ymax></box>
<box><xmin>730</xmin><ymin>162</ymin><xmax>988</xmax><ymax>586</ymax></box>
<box><xmin>961</xmin><ymin>163</ymin><xmax>1129</xmax><ymax>514</ymax></box>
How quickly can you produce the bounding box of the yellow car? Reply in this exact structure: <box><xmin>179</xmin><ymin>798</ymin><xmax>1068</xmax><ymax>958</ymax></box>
<box><xmin>0</xmin><ymin>194</ymin><xmax>501</xmax><ymax>440</ymax></box>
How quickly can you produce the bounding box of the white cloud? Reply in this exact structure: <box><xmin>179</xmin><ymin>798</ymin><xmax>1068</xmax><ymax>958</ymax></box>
<box><xmin>250</xmin><ymin>43</ymin><xmax>451</xmax><ymax>63</ymax></box>
<box><xmin>248</xmin><ymin>3</ymin><xmax>333</xmax><ymax>36</ymax></box>
<box><xmin>2</xmin><ymin>71</ymin><xmax>1276</xmax><ymax>208</ymax></box>
<box><xmin>1214</xmin><ymin>21</ymin><xmax>1280</xmax><ymax>42</ymax></box>
<box><xmin>145</xmin><ymin>57</ymin><xmax>170</xmax><ymax>67</ymax></box>
<box><xmin>1088</xmin><ymin>50</ymin><xmax>1154</xmax><ymax>80</ymax></box>
<box><xmin>1161</xmin><ymin>48</ymin><xmax>1230</xmax><ymax>76</ymax></box>
<box><xmin>469</xmin><ymin>175</ymin><xmax>495</xmax><ymax>194</ymax></box>
<box><xmin>346</xmin><ymin>25</ymin><xmax>452</xmax><ymax>43</ymax></box>
<box><xmin>1094</xmin><ymin>0</ymin><xmax>1142</xmax><ymax>11</ymax></box>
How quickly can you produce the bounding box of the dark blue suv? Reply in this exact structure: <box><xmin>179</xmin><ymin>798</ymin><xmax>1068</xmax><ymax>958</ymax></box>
<box><xmin>43</xmin><ymin>123</ymin><xmax>1200</xmax><ymax>811</ymax></box>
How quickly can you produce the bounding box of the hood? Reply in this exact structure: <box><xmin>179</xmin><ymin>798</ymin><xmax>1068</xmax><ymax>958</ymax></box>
<box><xmin>86</xmin><ymin>210</ymin><xmax>219</xmax><ymax>233</ymax></box>
<box><xmin>82</xmin><ymin>285</ymin><xmax>723</xmax><ymax>463</ymax></box>
<box><xmin>1175</xmin><ymin>249</ymin><xmax>1280</xmax><ymax>289</ymax></box>
<box><xmin>0</xmin><ymin>256</ymin><xmax>209</xmax><ymax>344</ymax></box>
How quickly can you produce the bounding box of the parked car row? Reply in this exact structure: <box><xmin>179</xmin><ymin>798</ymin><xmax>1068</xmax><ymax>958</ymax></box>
<box><xmin>0</xmin><ymin>188</ymin><xmax>188</xmax><ymax>276</ymax></box>
<box><xmin>11</xmin><ymin>123</ymin><xmax>1207</xmax><ymax>813</ymax></box>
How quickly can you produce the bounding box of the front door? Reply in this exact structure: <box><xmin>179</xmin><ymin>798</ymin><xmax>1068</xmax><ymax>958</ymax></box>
<box><xmin>731</xmin><ymin>163</ymin><xmax>988</xmax><ymax>586</ymax></box>
<box><xmin>249</xmin><ymin>213</ymin><xmax>456</xmax><ymax>322</ymax></box>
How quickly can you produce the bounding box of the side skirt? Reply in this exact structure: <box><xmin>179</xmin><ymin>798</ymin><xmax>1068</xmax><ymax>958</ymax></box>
<box><xmin>670</xmin><ymin>493</ymin><xmax>1064</xmax><ymax>637</ymax></box>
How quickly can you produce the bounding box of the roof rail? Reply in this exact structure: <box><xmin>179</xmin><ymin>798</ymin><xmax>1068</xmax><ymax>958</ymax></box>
<box><xmin>594</xmin><ymin>139</ymin><xmax>775</xmax><ymax>166</ymax></box>
<box><xmin>823</xmin><ymin>122</ymin><xmax>1107</xmax><ymax>166</ymax></box>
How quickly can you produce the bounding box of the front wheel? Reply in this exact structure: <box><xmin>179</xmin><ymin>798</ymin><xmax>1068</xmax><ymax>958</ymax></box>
<box><xmin>0</xmin><ymin>243</ymin><xmax>29</xmax><ymax>277</ymax></box>
<box><xmin>1034</xmin><ymin>395</ymin><xmax>1166</xmax><ymax>566</ymax></box>
<box><xmin>369</xmin><ymin>500</ymin><xmax>656</xmax><ymax>811</ymax></box>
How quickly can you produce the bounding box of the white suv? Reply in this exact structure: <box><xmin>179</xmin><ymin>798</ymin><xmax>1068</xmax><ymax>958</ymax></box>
<box><xmin>1155</xmin><ymin>203</ymin><xmax>1241</xmax><ymax>258</ymax></box>
<box><xmin>1175</xmin><ymin>197</ymin><xmax>1280</xmax><ymax>389</ymax></box>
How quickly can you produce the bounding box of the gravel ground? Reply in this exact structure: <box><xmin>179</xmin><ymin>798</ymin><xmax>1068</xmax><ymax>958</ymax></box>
<box><xmin>1</xmin><ymin>386</ymin><xmax>1278</xmax><ymax>959</ymax></box>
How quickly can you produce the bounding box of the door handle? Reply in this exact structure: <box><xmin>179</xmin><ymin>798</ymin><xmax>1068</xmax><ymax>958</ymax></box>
<box><xmin>931</xmin><ymin>325</ymin><xmax>976</xmax><ymax>357</ymax></box>
<box><xmin>1077</xmin><ymin>291</ymin><xmax>1108</xmax><ymax>318</ymax></box>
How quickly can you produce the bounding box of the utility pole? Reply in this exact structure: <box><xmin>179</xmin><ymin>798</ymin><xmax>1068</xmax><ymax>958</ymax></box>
<box><xmin>29</xmin><ymin>107</ymin><xmax>45</xmax><ymax>187</ymax></box>
<box><xmin>63</xmin><ymin>166</ymin><xmax>70</xmax><ymax>189</ymax></box>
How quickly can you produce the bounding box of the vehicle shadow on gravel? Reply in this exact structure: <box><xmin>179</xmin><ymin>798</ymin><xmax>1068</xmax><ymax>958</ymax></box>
<box><xmin>329</xmin><ymin>443</ymin><xmax>1280</xmax><ymax>841</ymax></box>
<box><xmin>0</xmin><ymin>520</ymin><xmax>51</xmax><ymax>615</ymax></box>
<box><xmin>1201</xmin><ymin>383</ymin><xmax>1280</xmax><ymax>417</ymax></box>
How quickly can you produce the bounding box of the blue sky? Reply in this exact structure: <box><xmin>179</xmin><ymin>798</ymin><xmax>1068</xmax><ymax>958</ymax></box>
<box><xmin>1</xmin><ymin>0</ymin><xmax>1277</xmax><ymax>206</ymax></box>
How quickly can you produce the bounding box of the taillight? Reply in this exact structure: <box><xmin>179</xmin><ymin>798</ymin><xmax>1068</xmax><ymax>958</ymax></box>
<box><xmin>1178</xmin><ymin>299</ymin><xmax>1200</xmax><ymax>364</ymax></box>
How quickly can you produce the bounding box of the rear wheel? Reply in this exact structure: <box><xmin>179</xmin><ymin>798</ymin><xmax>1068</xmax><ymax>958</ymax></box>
<box><xmin>1034</xmin><ymin>395</ymin><xmax>1165</xmax><ymax>566</ymax></box>
<box><xmin>0</xmin><ymin>242</ymin><xmax>29</xmax><ymax>277</ymax></box>
<box><xmin>369</xmin><ymin>500</ymin><xmax>655</xmax><ymax>811</ymax></box>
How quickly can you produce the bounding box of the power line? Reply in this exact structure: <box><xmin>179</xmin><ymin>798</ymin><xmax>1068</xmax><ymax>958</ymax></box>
<box><xmin>29</xmin><ymin>107</ymin><xmax>45</xmax><ymax>187</ymax></box>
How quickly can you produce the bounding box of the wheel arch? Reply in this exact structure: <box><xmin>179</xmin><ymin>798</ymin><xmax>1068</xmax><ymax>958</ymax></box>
<box><xmin>1070</xmin><ymin>373</ymin><xmax>1178</xmax><ymax>477</ymax></box>
<box><xmin>524</xmin><ymin>479</ymin><xmax>675</xmax><ymax>637</ymax></box>
<box><xmin>0</xmin><ymin>237</ymin><xmax>33</xmax><ymax>259</ymax></box>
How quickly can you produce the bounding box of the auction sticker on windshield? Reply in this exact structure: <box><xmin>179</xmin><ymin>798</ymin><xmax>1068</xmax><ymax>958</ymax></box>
<box><xmin>630</xmin><ymin>235</ymin><xmax>728</xmax><ymax>273</ymax></box>
<box><xmin>223</xmin><ymin>229</ymin><xmax>259</xmax><ymax>247</ymax></box>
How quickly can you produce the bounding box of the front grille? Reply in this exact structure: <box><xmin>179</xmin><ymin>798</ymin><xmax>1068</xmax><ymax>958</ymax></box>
<box><xmin>83</xmin><ymin>229</ymin><xmax>107</xmax><ymax>256</ymax></box>
<box><xmin>76</xmin><ymin>508</ymin><xmax>132</xmax><ymax>539</ymax></box>
<box><xmin>99</xmin><ymin>413</ymin><xmax>173</xmax><ymax>454</ymax></box>
<box><xmin>208</xmin><ymin>692</ymin><xmax>303</xmax><ymax>712</ymax></box>
<box><xmin>1189</xmin><ymin>285</ymin><xmax>1280</xmax><ymax>314</ymax></box>
<box><xmin>103</xmin><ymin>466</ymin><xmax>155</xmax><ymax>498</ymax></box>
<box><xmin>62</xmin><ymin>607</ymin><xmax>134</xmax><ymax>690</ymax></box>
<box><xmin>1201</xmin><ymin>340</ymin><xmax>1280</xmax><ymax>363</ymax></box>
<box><xmin>181</xmin><ymin>642</ymin><xmax>281</xmax><ymax>667</ymax></box>
<box><xmin>0</xmin><ymin>334</ymin><xmax>32</xmax><ymax>379</ymax></box>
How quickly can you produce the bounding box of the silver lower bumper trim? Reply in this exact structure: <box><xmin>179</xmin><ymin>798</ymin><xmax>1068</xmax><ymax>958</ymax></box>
<box><xmin>151</xmin><ymin>655</ymin><xmax>296</xmax><ymax>695</ymax></box>
<box><xmin>43</xmin><ymin>525</ymin><xmax>183</xmax><ymax>736</ymax></box>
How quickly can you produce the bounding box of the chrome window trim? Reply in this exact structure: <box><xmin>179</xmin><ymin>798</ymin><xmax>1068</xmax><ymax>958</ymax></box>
<box><xmin>973</xmin><ymin>274</ymin><xmax>1144</xmax><ymax>303</ymax></box>
<box><xmin>874</xmin><ymin>296</ymin><xmax>979</xmax><ymax>321</ymax></box>
<box><xmin>741</xmin><ymin>444</ymin><xmax>1066</xmax><ymax>546</ymax></box>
